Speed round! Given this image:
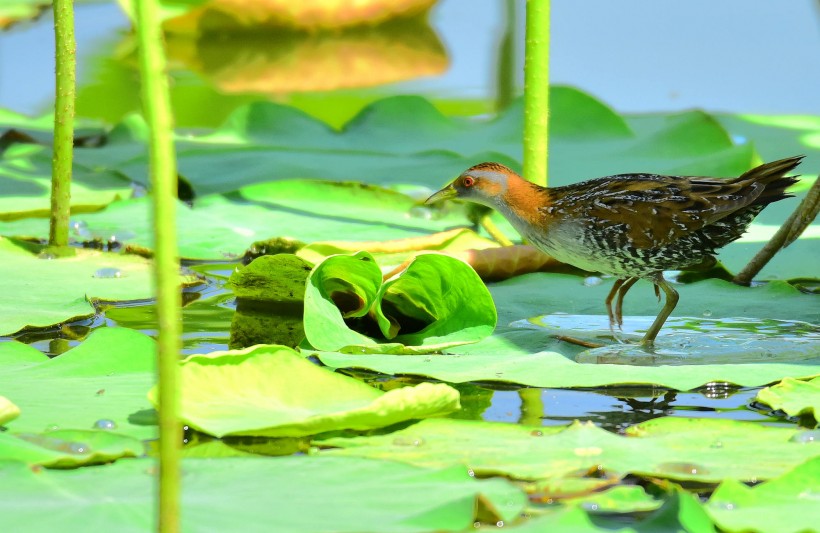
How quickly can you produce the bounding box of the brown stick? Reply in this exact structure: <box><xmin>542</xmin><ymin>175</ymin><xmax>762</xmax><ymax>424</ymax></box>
<box><xmin>734</xmin><ymin>174</ymin><xmax>820</xmax><ymax>285</ymax></box>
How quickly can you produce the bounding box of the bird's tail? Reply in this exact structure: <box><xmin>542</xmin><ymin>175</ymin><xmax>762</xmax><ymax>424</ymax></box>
<box><xmin>735</xmin><ymin>155</ymin><xmax>803</xmax><ymax>207</ymax></box>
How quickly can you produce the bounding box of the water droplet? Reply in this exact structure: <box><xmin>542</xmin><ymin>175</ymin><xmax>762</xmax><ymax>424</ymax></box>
<box><xmin>473</xmin><ymin>522</ymin><xmax>481</xmax><ymax>529</ymax></box>
<box><xmin>710</xmin><ymin>441</ymin><xmax>723</xmax><ymax>449</ymax></box>
<box><xmin>581</xmin><ymin>502</ymin><xmax>599</xmax><ymax>512</ymax></box>
<box><xmin>583</xmin><ymin>276</ymin><xmax>603</xmax><ymax>287</ymax></box>
<box><xmin>392</xmin><ymin>436</ymin><xmax>424</xmax><ymax>447</ymax></box>
<box><xmin>468</xmin><ymin>468</ymin><xmax>475</xmax><ymax>477</ymax></box>
<box><xmin>38</xmin><ymin>252</ymin><xmax>56</xmax><ymax>260</ymax></box>
<box><xmin>790</xmin><ymin>429</ymin><xmax>820</xmax><ymax>443</ymax></box>
<box><xmin>69</xmin><ymin>442</ymin><xmax>90</xmax><ymax>454</ymax></box>
<box><xmin>44</xmin><ymin>424</ymin><xmax>60</xmax><ymax>432</ymax></box>
<box><xmin>71</xmin><ymin>220</ymin><xmax>92</xmax><ymax>238</ymax></box>
<box><xmin>496</xmin><ymin>521</ymin><xmax>504</xmax><ymax>527</ymax></box>
<box><xmin>530</xmin><ymin>430</ymin><xmax>543</xmax><ymax>437</ymax></box>
<box><xmin>93</xmin><ymin>419</ymin><xmax>117</xmax><ymax>430</ymax></box>
<box><xmin>702</xmin><ymin>310</ymin><xmax>713</xmax><ymax>317</ymax></box>
<box><xmin>93</xmin><ymin>268</ymin><xmax>122</xmax><ymax>279</ymax></box>
<box><xmin>716</xmin><ymin>502</ymin><xmax>736</xmax><ymax>511</ymax></box>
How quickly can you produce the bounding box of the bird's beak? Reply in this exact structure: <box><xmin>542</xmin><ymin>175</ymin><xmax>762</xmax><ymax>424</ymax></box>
<box><xmin>425</xmin><ymin>184</ymin><xmax>458</xmax><ymax>204</ymax></box>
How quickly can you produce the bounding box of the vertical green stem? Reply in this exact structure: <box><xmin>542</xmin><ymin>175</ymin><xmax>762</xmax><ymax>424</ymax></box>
<box><xmin>495</xmin><ymin>0</ymin><xmax>516</xmax><ymax>111</ymax></box>
<box><xmin>134</xmin><ymin>1</ymin><xmax>182</xmax><ymax>531</ymax></box>
<box><xmin>523</xmin><ymin>0</ymin><xmax>550</xmax><ymax>187</ymax></box>
<box><xmin>49</xmin><ymin>0</ymin><xmax>75</xmax><ymax>249</ymax></box>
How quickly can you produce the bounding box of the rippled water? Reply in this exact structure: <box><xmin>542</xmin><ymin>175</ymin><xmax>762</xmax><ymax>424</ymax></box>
<box><xmin>515</xmin><ymin>314</ymin><xmax>820</xmax><ymax>365</ymax></box>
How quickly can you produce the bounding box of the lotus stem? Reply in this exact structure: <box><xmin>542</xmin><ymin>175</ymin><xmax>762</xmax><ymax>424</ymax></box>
<box><xmin>49</xmin><ymin>0</ymin><xmax>75</xmax><ymax>255</ymax></box>
<box><xmin>523</xmin><ymin>0</ymin><xmax>550</xmax><ymax>187</ymax></box>
<box><xmin>134</xmin><ymin>0</ymin><xmax>182</xmax><ymax>530</ymax></box>
<box><xmin>734</xmin><ymin>174</ymin><xmax>820</xmax><ymax>284</ymax></box>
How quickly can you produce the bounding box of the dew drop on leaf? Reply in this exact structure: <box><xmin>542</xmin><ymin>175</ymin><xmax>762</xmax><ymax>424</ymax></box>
<box><xmin>93</xmin><ymin>419</ymin><xmax>117</xmax><ymax>430</ymax></box>
<box><xmin>93</xmin><ymin>267</ymin><xmax>122</xmax><ymax>279</ymax></box>
<box><xmin>69</xmin><ymin>442</ymin><xmax>90</xmax><ymax>454</ymax></box>
<box><xmin>790</xmin><ymin>429</ymin><xmax>820</xmax><ymax>443</ymax></box>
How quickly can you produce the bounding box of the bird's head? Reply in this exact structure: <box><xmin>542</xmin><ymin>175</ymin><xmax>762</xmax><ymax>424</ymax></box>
<box><xmin>425</xmin><ymin>162</ymin><xmax>519</xmax><ymax>209</ymax></box>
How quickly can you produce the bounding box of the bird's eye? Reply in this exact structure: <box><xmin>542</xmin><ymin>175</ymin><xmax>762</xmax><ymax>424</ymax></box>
<box><xmin>463</xmin><ymin>176</ymin><xmax>475</xmax><ymax>187</ymax></box>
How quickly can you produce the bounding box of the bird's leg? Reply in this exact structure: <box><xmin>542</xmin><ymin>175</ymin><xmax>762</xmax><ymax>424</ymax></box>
<box><xmin>614</xmin><ymin>277</ymin><xmax>639</xmax><ymax>330</ymax></box>
<box><xmin>605</xmin><ymin>279</ymin><xmax>626</xmax><ymax>334</ymax></box>
<box><xmin>641</xmin><ymin>275</ymin><xmax>679</xmax><ymax>346</ymax></box>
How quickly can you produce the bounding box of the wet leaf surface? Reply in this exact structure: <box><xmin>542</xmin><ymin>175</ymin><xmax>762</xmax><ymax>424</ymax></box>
<box><xmin>0</xmin><ymin>455</ymin><xmax>526</xmax><ymax>532</ymax></box>
<box><xmin>154</xmin><ymin>344</ymin><xmax>460</xmax><ymax>437</ymax></box>
<box><xmin>319</xmin><ymin>417</ymin><xmax>820</xmax><ymax>483</ymax></box>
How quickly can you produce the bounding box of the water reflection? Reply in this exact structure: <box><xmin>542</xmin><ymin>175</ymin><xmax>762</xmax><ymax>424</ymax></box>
<box><xmin>230</xmin><ymin>300</ymin><xmax>304</xmax><ymax>349</ymax></box>
<box><xmin>163</xmin><ymin>16</ymin><xmax>447</xmax><ymax>95</ymax></box>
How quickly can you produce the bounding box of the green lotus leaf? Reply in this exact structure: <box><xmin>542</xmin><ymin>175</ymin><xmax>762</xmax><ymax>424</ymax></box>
<box><xmin>319</xmin><ymin>417</ymin><xmax>820</xmax><ymax>483</ymax></box>
<box><xmin>705</xmin><ymin>456</ymin><xmax>820</xmax><ymax>533</ymax></box>
<box><xmin>0</xmin><ymin>236</ymin><xmax>198</xmax><ymax>336</ymax></box>
<box><xmin>303</xmin><ymin>251</ymin><xmax>385</xmax><ymax>350</ymax></box>
<box><xmin>4</xmin><ymin>90</ymin><xmax>814</xmax><ymax>278</ymax></box>
<box><xmin>373</xmin><ymin>254</ymin><xmax>497</xmax><ymax>346</ymax></box>
<box><xmin>148</xmin><ymin>344</ymin><xmax>460</xmax><ymax>437</ymax></box>
<box><xmin>0</xmin><ymin>328</ymin><xmax>157</xmax><ymax>439</ymax></box>
<box><xmin>0</xmin><ymin>429</ymin><xmax>143</xmax><ymax>468</ymax></box>
<box><xmin>562</xmin><ymin>485</ymin><xmax>663</xmax><ymax>514</ymax></box>
<box><xmin>295</xmin><ymin>227</ymin><xmax>498</xmax><ymax>271</ymax></box>
<box><xmin>519</xmin><ymin>489</ymin><xmax>713</xmax><ymax>532</ymax></box>
<box><xmin>0</xmin><ymin>455</ymin><xmax>525</xmax><ymax>532</ymax></box>
<box><xmin>315</xmin><ymin>344</ymin><xmax>820</xmax><ymax>390</ymax></box>
<box><xmin>1</xmin><ymin>180</ymin><xmax>467</xmax><ymax>261</ymax></box>
<box><xmin>304</xmin><ymin>252</ymin><xmax>496</xmax><ymax>352</ymax></box>
<box><xmin>755</xmin><ymin>376</ymin><xmax>820</xmax><ymax>422</ymax></box>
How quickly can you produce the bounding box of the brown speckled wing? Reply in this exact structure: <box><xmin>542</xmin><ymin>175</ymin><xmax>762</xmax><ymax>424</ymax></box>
<box><xmin>547</xmin><ymin>173</ymin><xmax>765</xmax><ymax>249</ymax></box>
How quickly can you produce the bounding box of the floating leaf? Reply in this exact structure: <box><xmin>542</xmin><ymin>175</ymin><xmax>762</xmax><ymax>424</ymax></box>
<box><xmin>1</xmin><ymin>180</ymin><xmax>466</xmax><ymax>261</ymax></box>
<box><xmin>0</xmin><ymin>328</ymin><xmax>157</xmax><ymax>439</ymax></box>
<box><xmin>0</xmin><ymin>455</ymin><xmax>525</xmax><ymax>532</ymax></box>
<box><xmin>296</xmin><ymin>228</ymin><xmax>498</xmax><ymax>271</ymax></box>
<box><xmin>561</xmin><ymin>485</ymin><xmax>663</xmax><ymax>514</ymax></box>
<box><xmin>755</xmin><ymin>376</ymin><xmax>820</xmax><ymax>422</ymax></box>
<box><xmin>0</xmin><ymin>236</ymin><xmax>198</xmax><ymax>336</ymax></box>
<box><xmin>705</xmin><ymin>456</ymin><xmax>820</xmax><ymax>533</ymax></box>
<box><xmin>517</xmin><ymin>489</ymin><xmax>715</xmax><ymax>532</ymax></box>
<box><xmin>149</xmin><ymin>344</ymin><xmax>460</xmax><ymax>437</ymax></box>
<box><xmin>319</xmin><ymin>417</ymin><xmax>820</xmax><ymax>483</ymax></box>
<box><xmin>0</xmin><ymin>429</ymin><xmax>142</xmax><ymax>468</ymax></box>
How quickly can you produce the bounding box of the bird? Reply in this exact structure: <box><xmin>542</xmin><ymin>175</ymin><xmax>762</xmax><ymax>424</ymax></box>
<box><xmin>426</xmin><ymin>156</ymin><xmax>802</xmax><ymax>345</ymax></box>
